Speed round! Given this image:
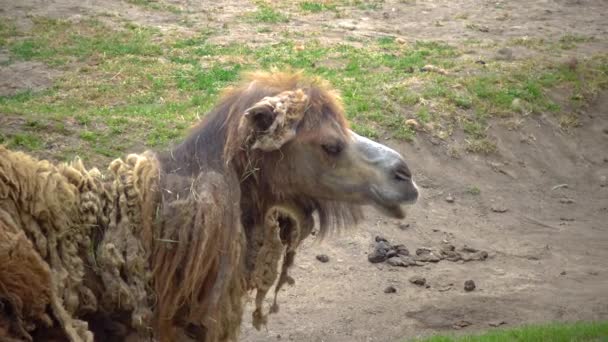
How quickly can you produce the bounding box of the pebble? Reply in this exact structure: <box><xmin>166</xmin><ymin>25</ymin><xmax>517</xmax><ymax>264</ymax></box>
<box><xmin>600</xmin><ymin>175</ymin><xmax>607</xmax><ymax>187</ymax></box>
<box><xmin>409</xmin><ymin>276</ymin><xmax>426</xmax><ymax>286</ymax></box>
<box><xmin>559</xmin><ymin>198</ymin><xmax>575</xmax><ymax>204</ymax></box>
<box><xmin>491</xmin><ymin>205</ymin><xmax>508</xmax><ymax>213</ymax></box>
<box><xmin>384</xmin><ymin>286</ymin><xmax>397</xmax><ymax>294</ymax></box>
<box><xmin>405</xmin><ymin>119</ymin><xmax>420</xmax><ymax>130</ymax></box>
<box><xmin>464</xmin><ymin>280</ymin><xmax>476</xmax><ymax>292</ymax></box>
<box><xmin>316</xmin><ymin>254</ymin><xmax>330</xmax><ymax>263</ymax></box>
<box><xmin>398</xmin><ymin>223</ymin><xmax>410</xmax><ymax>230</ymax></box>
<box><xmin>445</xmin><ymin>195</ymin><xmax>455</xmax><ymax>203</ymax></box>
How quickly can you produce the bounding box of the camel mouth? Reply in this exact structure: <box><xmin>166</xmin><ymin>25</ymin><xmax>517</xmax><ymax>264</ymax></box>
<box><xmin>370</xmin><ymin>187</ymin><xmax>417</xmax><ymax>219</ymax></box>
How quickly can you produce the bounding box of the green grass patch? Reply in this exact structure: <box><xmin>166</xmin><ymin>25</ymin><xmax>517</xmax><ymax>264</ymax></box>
<box><xmin>300</xmin><ymin>1</ymin><xmax>337</xmax><ymax>12</ymax></box>
<box><xmin>6</xmin><ymin>133</ymin><xmax>44</xmax><ymax>150</ymax></box>
<box><xmin>2</xmin><ymin>14</ymin><xmax>607</xmax><ymax>162</ymax></box>
<box><xmin>248</xmin><ymin>3</ymin><xmax>289</xmax><ymax>23</ymax></box>
<box><xmin>8</xmin><ymin>17</ymin><xmax>161</xmax><ymax>65</ymax></box>
<box><xmin>410</xmin><ymin>321</ymin><xmax>608</xmax><ymax>342</ymax></box>
<box><xmin>124</xmin><ymin>0</ymin><xmax>183</xmax><ymax>14</ymax></box>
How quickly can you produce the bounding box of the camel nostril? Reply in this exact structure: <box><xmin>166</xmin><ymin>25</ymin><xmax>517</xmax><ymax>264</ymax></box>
<box><xmin>393</xmin><ymin>162</ymin><xmax>412</xmax><ymax>181</ymax></box>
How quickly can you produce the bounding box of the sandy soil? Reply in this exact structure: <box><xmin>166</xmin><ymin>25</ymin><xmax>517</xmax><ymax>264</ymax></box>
<box><xmin>1</xmin><ymin>0</ymin><xmax>607</xmax><ymax>341</ymax></box>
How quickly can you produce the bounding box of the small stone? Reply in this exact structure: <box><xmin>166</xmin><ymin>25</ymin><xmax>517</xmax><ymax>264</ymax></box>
<box><xmin>386</xmin><ymin>257</ymin><xmax>407</xmax><ymax>267</ymax></box>
<box><xmin>409</xmin><ymin>276</ymin><xmax>426</xmax><ymax>286</ymax></box>
<box><xmin>452</xmin><ymin>320</ymin><xmax>472</xmax><ymax>329</ymax></box>
<box><xmin>395</xmin><ymin>37</ymin><xmax>406</xmax><ymax>45</ymax></box>
<box><xmin>600</xmin><ymin>175</ymin><xmax>607</xmax><ymax>187</ymax></box>
<box><xmin>511</xmin><ymin>98</ymin><xmax>523</xmax><ymax>113</ymax></box>
<box><xmin>420</xmin><ymin>64</ymin><xmax>448</xmax><ymax>75</ymax></box>
<box><xmin>382</xmin><ymin>12</ymin><xmax>390</xmax><ymax>19</ymax></box>
<box><xmin>491</xmin><ymin>205</ymin><xmax>508</xmax><ymax>213</ymax></box>
<box><xmin>488</xmin><ymin>321</ymin><xmax>507</xmax><ymax>327</ymax></box>
<box><xmin>559</xmin><ymin>198</ymin><xmax>575</xmax><ymax>204</ymax></box>
<box><xmin>475</xmin><ymin>60</ymin><xmax>486</xmax><ymax>65</ymax></box>
<box><xmin>440</xmin><ymin>242</ymin><xmax>455</xmax><ymax>252</ymax></box>
<box><xmin>375</xmin><ymin>235</ymin><xmax>388</xmax><ymax>243</ymax></box>
<box><xmin>438</xmin><ymin>284</ymin><xmax>453</xmax><ymax>292</ymax></box>
<box><xmin>445</xmin><ymin>195</ymin><xmax>455</xmax><ymax>203</ymax></box>
<box><xmin>460</xmin><ymin>245</ymin><xmax>479</xmax><ymax>253</ymax></box>
<box><xmin>316</xmin><ymin>254</ymin><xmax>330</xmax><ymax>263</ymax></box>
<box><xmin>394</xmin><ymin>244</ymin><xmax>410</xmax><ymax>256</ymax></box>
<box><xmin>405</xmin><ymin>119</ymin><xmax>420</xmax><ymax>130</ymax></box>
<box><xmin>464</xmin><ymin>280</ymin><xmax>476</xmax><ymax>292</ymax></box>
<box><xmin>398</xmin><ymin>223</ymin><xmax>410</xmax><ymax>230</ymax></box>
<box><xmin>560</xmin><ymin>271</ymin><xmax>567</xmax><ymax>276</ymax></box>
<box><xmin>384</xmin><ymin>286</ymin><xmax>397</xmax><ymax>294</ymax></box>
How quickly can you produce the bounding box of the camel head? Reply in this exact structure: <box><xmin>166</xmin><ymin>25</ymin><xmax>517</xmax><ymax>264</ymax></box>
<box><xmin>228</xmin><ymin>71</ymin><xmax>419</xmax><ymax>220</ymax></box>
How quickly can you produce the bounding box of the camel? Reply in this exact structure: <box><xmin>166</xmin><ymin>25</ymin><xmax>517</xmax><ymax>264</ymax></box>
<box><xmin>0</xmin><ymin>70</ymin><xmax>418</xmax><ymax>342</ymax></box>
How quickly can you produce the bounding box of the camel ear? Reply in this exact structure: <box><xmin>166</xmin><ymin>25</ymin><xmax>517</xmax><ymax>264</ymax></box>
<box><xmin>244</xmin><ymin>102</ymin><xmax>277</xmax><ymax>133</ymax></box>
<box><xmin>241</xmin><ymin>89</ymin><xmax>308</xmax><ymax>152</ymax></box>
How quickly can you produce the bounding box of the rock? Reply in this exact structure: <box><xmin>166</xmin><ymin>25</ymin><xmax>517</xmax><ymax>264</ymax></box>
<box><xmin>475</xmin><ymin>60</ymin><xmax>486</xmax><ymax>65</ymax></box>
<box><xmin>395</xmin><ymin>37</ymin><xmax>406</xmax><ymax>45</ymax></box>
<box><xmin>316</xmin><ymin>254</ymin><xmax>330</xmax><ymax>263</ymax></box>
<box><xmin>386</xmin><ymin>257</ymin><xmax>407</xmax><ymax>267</ymax></box>
<box><xmin>414</xmin><ymin>249</ymin><xmax>442</xmax><ymax>262</ymax></box>
<box><xmin>440</xmin><ymin>242</ymin><xmax>455</xmax><ymax>252</ymax></box>
<box><xmin>460</xmin><ymin>245</ymin><xmax>479</xmax><ymax>253</ymax></box>
<box><xmin>442</xmin><ymin>251</ymin><xmax>462</xmax><ymax>262</ymax></box>
<box><xmin>464</xmin><ymin>280</ymin><xmax>476</xmax><ymax>292</ymax></box>
<box><xmin>416</xmin><ymin>248</ymin><xmax>432</xmax><ymax>256</ymax></box>
<box><xmin>452</xmin><ymin>320</ymin><xmax>472</xmax><ymax>329</ymax></box>
<box><xmin>405</xmin><ymin>119</ymin><xmax>420</xmax><ymax>130</ymax></box>
<box><xmin>491</xmin><ymin>205</ymin><xmax>508</xmax><ymax>213</ymax></box>
<box><xmin>445</xmin><ymin>195</ymin><xmax>455</xmax><ymax>203</ymax></box>
<box><xmin>559</xmin><ymin>198</ymin><xmax>575</xmax><ymax>204</ymax></box>
<box><xmin>375</xmin><ymin>235</ymin><xmax>388</xmax><ymax>243</ymax></box>
<box><xmin>384</xmin><ymin>286</ymin><xmax>397</xmax><ymax>294</ymax></box>
<box><xmin>394</xmin><ymin>244</ymin><xmax>410</xmax><ymax>256</ymax></box>
<box><xmin>560</xmin><ymin>270</ymin><xmax>567</xmax><ymax>276</ymax></box>
<box><xmin>600</xmin><ymin>175</ymin><xmax>607</xmax><ymax>187</ymax></box>
<box><xmin>409</xmin><ymin>276</ymin><xmax>426</xmax><ymax>286</ymax></box>
<box><xmin>386</xmin><ymin>249</ymin><xmax>398</xmax><ymax>259</ymax></box>
<box><xmin>488</xmin><ymin>321</ymin><xmax>507</xmax><ymax>327</ymax></box>
<box><xmin>398</xmin><ymin>223</ymin><xmax>410</xmax><ymax>230</ymax></box>
<box><xmin>461</xmin><ymin>251</ymin><xmax>488</xmax><ymax>262</ymax></box>
<box><xmin>420</xmin><ymin>64</ymin><xmax>448</xmax><ymax>75</ymax></box>
<box><xmin>438</xmin><ymin>283</ymin><xmax>453</xmax><ymax>292</ymax></box>
<box><xmin>368</xmin><ymin>241</ymin><xmax>391</xmax><ymax>263</ymax></box>
<box><xmin>552</xmin><ymin>183</ymin><xmax>569</xmax><ymax>190</ymax></box>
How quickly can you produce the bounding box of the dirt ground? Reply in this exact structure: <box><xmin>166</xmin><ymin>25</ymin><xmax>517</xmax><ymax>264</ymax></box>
<box><xmin>1</xmin><ymin>0</ymin><xmax>607</xmax><ymax>341</ymax></box>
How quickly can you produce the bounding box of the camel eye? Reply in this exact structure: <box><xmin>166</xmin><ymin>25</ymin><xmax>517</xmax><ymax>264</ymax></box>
<box><xmin>322</xmin><ymin>142</ymin><xmax>343</xmax><ymax>156</ymax></box>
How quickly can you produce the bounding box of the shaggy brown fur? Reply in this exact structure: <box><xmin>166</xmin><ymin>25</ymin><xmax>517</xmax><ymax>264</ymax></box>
<box><xmin>0</xmin><ymin>70</ymin><xmax>364</xmax><ymax>342</ymax></box>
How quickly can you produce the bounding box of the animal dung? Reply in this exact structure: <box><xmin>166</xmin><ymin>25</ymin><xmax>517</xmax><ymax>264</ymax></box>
<box><xmin>464</xmin><ymin>280</ymin><xmax>476</xmax><ymax>292</ymax></box>
<box><xmin>316</xmin><ymin>254</ymin><xmax>330</xmax><ymax>263</ymax></box>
